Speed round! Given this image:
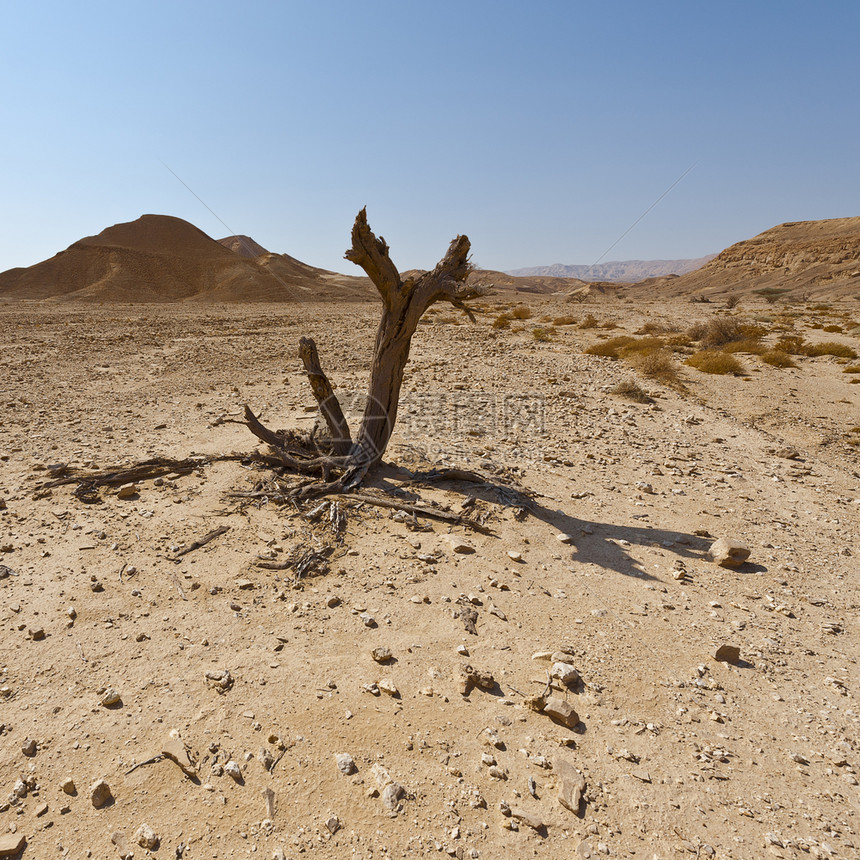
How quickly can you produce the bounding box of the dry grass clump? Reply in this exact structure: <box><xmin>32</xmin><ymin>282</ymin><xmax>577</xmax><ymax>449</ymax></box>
<box><xmin>584</xmin><ymin>336</ymin><xmax>637</xmax><ymax>358</ymax></box>
<box><xmin>579</xmin><ymin>314</ymin><xmax>600</xmax><ymax>329</ymax></box>
<box><xmin>634</xmin><ymin>320</ymin><xmax>680</xmax><ymax>335</ymax></box>
<box><xmin>775</xmin><ymin>335</ymin><xmax>807</xmax><ymax>354</ymax></box>
<box><xmin>510</xmin><ymin>305</ymin><xmax>532</xmax><ymax>320</ymax></box>
<box><xmin>688</xmin><ymin>317</ymin><xmax>766</xmax><ymax>349</ymax></box>
<box><xmin>532</xmin><ymin>327</ymin><xmax>554</xmax><ymax>342</ymax></box>
<box><xmin>627</xmin><ymin>348</ymin><xmax>680</xmax><ymax>383</ymax></box>
<box><xmin>822</xmin><ymin>324</ymin><xmax>844</xmax><ymax>333</ymax></box>
<box><xmin>492</xmin><ymin>314</ymin><xmax>512</xmax><ymax>329</ymax></box>
<box><xmin>611</xmin><ymin>380</ymin><xmax>652</xmax><ymax>403</ymax></box>
<box><xmin>842</xmin><ymin>365</ymin><xmax>860</xmax><ymax>373</ymax></box>
<box><xmin>552</xmin><ymin>315</ymin><xmax>577</xmax><ymax>326</ymax></box>
<box><xmin>685</xmin><ymin>350</ymin><xmax>745</xmax><ymax>375</ymax></box>
<box><xmin>804</xmin><ymin>342</ymin><xmax>857</xmax><ymax>359</ymax></box>
<box><xmin>760</xmin><ymin>350</ymin><xmax>797</xmax><ymax>368</ymax></box>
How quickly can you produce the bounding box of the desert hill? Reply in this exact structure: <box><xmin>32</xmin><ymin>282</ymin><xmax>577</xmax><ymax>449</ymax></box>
<box><xmin>507</xmin><ymin>255</ymin><xmax>715</xmax><ymax>281</ymax></box>
<box><xmin>628</xmin><ymin>216</ymin><xmax>860</xmax><ymax>300</ymax></box>
<box><xmin>0</xmin><ymin>215</ymin><xmax>371</xmax><ymax>302</ymax></box>
<box><xmin>217</xmin><ymin>235</ymin><xmax>270</xmax><ymax>258</ymax></box>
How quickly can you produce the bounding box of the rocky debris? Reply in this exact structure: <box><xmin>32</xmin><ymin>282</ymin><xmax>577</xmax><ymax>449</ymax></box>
<box><xmin>335</xmin><ymin>753</ymin><xmax>357</xmax><ymax>775</ymax></box>
<box><xmin>555</xmin><ymin>757</ymin><xmax>586</xmax><ymax>814</ymax></box>
<box><xmin>21</xmin><ymin>737</ymin><xmax>37</xmax><ymax>757</ymax></box>
<box><xmin>551</xmin><ymin>662</ymin><xmax>580</xmax><ymax>687</ymax></box>
<box><xmin>445</xmin><ymin>535</ymin><xmax>476</xmax><ymax>554</ymax></box>
<box><xmin>506</xmin><ymin>550</ymin><xmax>523</xmax><ymax>562</ymax></box>
<box><xmin>224</xmin><ymin>760</ymin><xmax>242</xmax><ymax>781</ymax></box>
<box><xmin>540</xmin><ymin>696</ymin><xmax>579</xmax><ymax>729</ymax></box>
<box><xmin>117</xmin><ymin>483</ymin><xmax>138</xmax><ymax>499</ymax></box>
<box><xmin>135</xmin><ymin>823</ymin><xmax>159</xmax><ymax>850</ymax></box>
<box><xmin>458</xmin><ymin>664</ymin><xmax>495</xmax><ymax>696</ymax></box>
<box><xmin>0</xmin><ymin>834</ymin><xmax>26</xmax><ymax>857</ymax></box>
<box><xmin>714</xmin><ymin>644</ymin><xmax>741</xmax><ymax>664</ymax></box>
<box><xmin>111</xmin><ymin>831</ymin><xmax>132</xmax><ymax>860</ymax></box>
<box><xmin>377</xmin><ymin>678</ymin><xmax>399</xmax><ymax>698</ymax></box>
<box><xmin>454</xmin><ymin>600</ymin><xmax>479</xmax><ymax>635</ymax></box>
<box><xmin>100</xmin><ymin>687</ymin><xmax>122</xmax><ymax>707</ymax></box>
<box><xmin>556</xmin><ymin>533</ymin><xmax>575</xmax><ymax>544</ymax></box>
<box><xmin>372</xmin><ymin>763</ymin><xmax>407</xmax><ymax>813</ymax></box>
<box><xmin>325</xmin><ymin>814</ymin><xmax>341</xmax><ymax>834</ymax></box>
<box><xmin>162</xmin><ymin>732</ymin><xmax>197</xmax><ymax>778</ymax></box>
<box><xmin>205</xmin><ymin>668</ymin><xmax>233</xmax><ymax>692</ymax></box>
<box><xmin>707</xmin><ymin>537</ymin><xmax>751</xmax><ymax>568</ymax></box>
<box><xmin>360</xmin><ymin>612</ymin><xmax>377</xmax><ymax>628</ymax></box>
<box><xmin>90</xmin><ymin>778</ymin><xmax>113</xmax><ymax>808</ymax></box>
<box><xmin>371</xmin><ymin>646</ymin><xmax>393</xmax><ymax>663</ymax></box>
<box><xmin>28</xmin><ymin>626</ymin><xmax>45</xmax><ymax>641</ymax></box>
<box><xmin>61</xmin><ymin>777</ymin><xmax>76</xmax><ymax>795</ymax></box>
<box><xmin>509</xmin><ymin>806</ymin><xmax>544</xmax><ymax>831</ymax></box>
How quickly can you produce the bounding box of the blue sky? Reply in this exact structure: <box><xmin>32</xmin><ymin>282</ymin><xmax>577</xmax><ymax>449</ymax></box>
<box><xmin>1</xmin><ymin>1</ymin><xmax>858</xmax><ymax>274</ymax></box>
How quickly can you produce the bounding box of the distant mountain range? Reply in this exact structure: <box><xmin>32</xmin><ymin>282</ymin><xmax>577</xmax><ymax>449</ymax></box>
<box><xmin>506</xmin><ymin>256</ymin><xmax>716</xmax><ymax>282</ymax></box>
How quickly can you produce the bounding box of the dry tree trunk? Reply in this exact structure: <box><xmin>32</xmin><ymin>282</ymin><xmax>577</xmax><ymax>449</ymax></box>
<box><xmin>244</xmin><ymin>208</ymin><xmax>482</xmax><ymax>495</ymax></box>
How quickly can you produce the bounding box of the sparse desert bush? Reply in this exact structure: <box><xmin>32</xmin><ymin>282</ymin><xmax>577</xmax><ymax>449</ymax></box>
<box><xmin>579</xmin><ymin>314</ymin><xmax>600</xmax><ymax>329</ymax></box>
<box><xmin>842</xmin><ymin>365</ymin><xmax>860</xmax><ymax>373</ymax></box>
<box><xmin>552</xmin><ymin>315</ymin><xmax>577</xmax><ymax>326</ymax></box>
<box><xmin>756</xmin><ymin>287</ymin><xmax>790</xmax><ymax>304</ymax></box>
<box><xmin>627</xmin><ymin>348</ymin><xmax>680</xmax><ymax>383</ymax></box>
<box><xmin>724</xmin><ymin>294</ymin><xmax>741</xmax><ymax>309</ymax></box>
<box><xmin>611</xmin><ymin>380</ymin><xmax>652</xmax><ymax>403</ymax></box>
<box><xmin>532</xmin><ymin>327</ymin><xmax>553</xmax><ymax>342</ymax></box>
<box><xmin>804</xmin><ymin>342</ymin><xmax>857</xmax><ymax>359</ymax></box>
<box><xmin>492</xmin><ymin>314</ymin><xmax>512</xmax><ymax>329</ymax></box>
<box><xmin>760</xmin><ymin>350</ymin><xmax>797</xmax><ymax>368</ymax></box>
<box><xmin>688</xmin><ymin>317</ymin><xmax>766</xmax><ymax>349</ymax></box>
<box><xmin>635</xmin><ymin>320</ymin><xmax>680</xmax><ymax>335</ymax></box>
<box><xmin>510</xmin><ymin>305</ymin><xmax>532</xmax><ymax>320</ymax></box>
<box><xmin>584</xmin><ymin>336</ymin><xmax>637</xmax><ymax>358</ymax></box>
<box><xmin>686</xmin><ymin>351</ymin><xmax>745</xmax><ymax>375</ymax></box>
<box><xmin>775</xmin><ymin>335</ymin><xmax>807</xmax><ymax>354</ymax></box>
<box><xmin>822</xmin><ymin>324</ymin><xmax>844</xmax><ymax>333</ymax></box>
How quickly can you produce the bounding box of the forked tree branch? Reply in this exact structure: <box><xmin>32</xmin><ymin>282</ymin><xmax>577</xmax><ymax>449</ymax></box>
<box><xmin>298</xmin><ymin>337</ymin><xmax>352</xmax><ymax>455</ymax></box>
<box><xmin>344</xmin><ymin>207</ymin><xmax>402</xmax><ymax>306</ymax></box>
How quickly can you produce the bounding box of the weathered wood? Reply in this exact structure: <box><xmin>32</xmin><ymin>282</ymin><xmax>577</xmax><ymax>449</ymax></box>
<box><xmin>298</xmin><ymin>336</ymin><xmax>352</xmax><ymax>455</ymax></box>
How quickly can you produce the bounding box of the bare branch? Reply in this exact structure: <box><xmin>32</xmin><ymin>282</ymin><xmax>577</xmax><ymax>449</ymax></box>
<box><xmin>344</xmin><ymin>207</ymin><xmax>402</xmax><ymax>305</ymax></box>
<box><xmin>298</xmin><ymin>337</ymin><xmax>352</xmax><ymax>455</ymax></box>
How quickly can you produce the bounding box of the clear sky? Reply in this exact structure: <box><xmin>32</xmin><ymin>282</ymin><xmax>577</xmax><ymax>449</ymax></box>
<box><xmin>2</xmin><ymin>1</ymin><xmax>858</xmax><ymax>275</ymax></box>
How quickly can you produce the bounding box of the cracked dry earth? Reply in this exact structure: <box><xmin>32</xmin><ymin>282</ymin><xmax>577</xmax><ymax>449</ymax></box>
<box><xmin>0</xmin><ymin>298</ymin><xmax>858</xmax><ymax>860</ymax></box>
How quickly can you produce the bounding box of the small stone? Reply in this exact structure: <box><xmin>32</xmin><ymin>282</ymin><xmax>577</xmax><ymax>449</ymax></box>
<box><xmin>325</xmin><ymin>815</ymin><xmax>341</xmax><ymax>834</ymax></box>
<box><xmin>0</xmin><ymin>834</ymin><xmax>27</xmax><ymax>857</ymax></box>
<box><xmin>117</xmin><ymin>483</ymin><xmax>138</xmax><ymax>499</ymax></box>
<box><xmin>90</xmin><ymin>779</ymin><xmax>113</xmax><ymax>808</ymax></box>
<box><xmin>371</xmin><ymin>647</ymin><xmax>393</xmax><ymax>663</ymax></box>
<box><xmin>445</xmin><ymin>536</ymin><xmax>476</xmax><ymax>554</ymax></box>
<box><xmin>487</xmin><ymin>765</ymin><xmax>507</xmax><ymax>780</ymax></box>
<box><xmin>235</xmin><ymin>578</ymin><xmax>254</xmax><ymax>590</ymax></box>
<box><xmin>28</xmin><ymin>627</ymin><xmax>45</xmax><ymax>641</ymax></box>
<box><xmin>555</xmin><ymin>757</ymin><xmax>586</xmax><ymax>814</ymax></box>
<box><xmin>61</xmin><ymin>777</ymin><xmax>76</xmax><ymax>795</ymax></box>
<box><xmin>456</xmin><ymin>644</ymin><xmax>469</xmax><ymax>656</ymax></box>
<box><xmin>135</xmin><ymin>824</ymin><xmax>159</xmax><ymax>850</ymax></box>
<box><xmin>378</xmin><ymin>678</ymin><xmax>399</xmax><ymax>697</ymax></box>
<box><xmin>21</xmin><ymin>737</ymin><xmax>37</xmax><ymax>757</ymax></box>
<box><xmin>551</xmin><ymin>662</ymin><xmax>580</xmax><ymax>687</ymax></box>
<box><xmin>326</xmin><ymin>595</ymin><xmax>341</xmax><ymax>608</ymax></box>
<box><xmin>635</xmin><ymin>481</ymin><xmax>654</xmax><ymax>494</ymax></box>
<box><xmin>360</xmin><ymin>612</ymin><xmax>377</xmax><ymax>628</ymax></box>
<box><xmin>556</xmin><ymin>533</ymin><xmax>575</xmax><ymax>545</ymax></box>
<box><xmin>224</xmin><ymin>760</ymin><xmax>243</xmax><ymax>781</ymax></box>
<box><xmin>66</xmin><ymin>606</ymin><xmax>77</xmax><ymax>620</ymax></box>
<box><xmin>335</xmin><ymin>753</ymin><xmax>356</xmax><ymax>775</ymax></box>
<box><xmin>509</xmin><ymin>807</ymin><xmax>544</xmax><ymax>830</ymax></box>
<box><xmin>714</xmin><ymin>644</ymin><xmax>741</xmax><ymax>664</ymax></box>
<box><xmin>542</xmin><ymin>697</ymin><xmax>580</xmax><ymax>729</ymax></box>
<box><xmin>34</xmin><ymin>802</ymin><xmax>48</xmax><ymax>817</ymax></box>
<box><xmin>631</xmin><ymin>769</ymin><xmax>652</xmax><ymax>783</ymax></box>
<box><xmin>707</xmin><ymin>538</ymin><xmax>751</xmax><ymax>568</ymax></box>
<box><xmin>381</xmin><ymin>781</ymin><xmax>406</xmax><ymax>811</ymax></box>
<box><xmin>205</xmin><ymin>668</ymin><xmax>233</xmax><ymax>692</ymax></box>
<box><xmin>507</xmin><ymin>550</ymin><xmax>523</xmax><ymax>562</ymax></box>
<box><xmin>100</xmin><ymin>688</ymin><xmax>122</xmax><ymax>707</ymax></box>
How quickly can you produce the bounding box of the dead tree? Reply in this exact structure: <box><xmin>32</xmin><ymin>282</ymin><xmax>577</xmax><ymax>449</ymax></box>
<box><xmin>243</xmin><ymin>208</ymin><xmax>482</xmax><ymax>497</ymax></box>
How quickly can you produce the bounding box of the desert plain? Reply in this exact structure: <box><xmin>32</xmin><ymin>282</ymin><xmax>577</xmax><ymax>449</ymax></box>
<box><xmin>0</xmin><ymin>218</ymin><xmax>859</xmax><ymax>860</ymax></box>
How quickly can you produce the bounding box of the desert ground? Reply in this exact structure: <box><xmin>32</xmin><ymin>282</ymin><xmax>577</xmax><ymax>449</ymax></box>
<box><xmin>1</xmin><ymin>294</ymin><xmax>858</xmax><ymax>859</ymax></box>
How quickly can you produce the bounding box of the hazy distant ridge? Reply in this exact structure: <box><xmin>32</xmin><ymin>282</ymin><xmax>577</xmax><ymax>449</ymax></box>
<box><xmin>506</xmin><ymin>255</ymin><xmax>716</xmax><ymax>281</ymax></box>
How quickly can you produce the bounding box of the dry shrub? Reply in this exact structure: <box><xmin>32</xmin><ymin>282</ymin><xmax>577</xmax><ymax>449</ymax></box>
<box><xmin>822</xmin><ymin>324</ymin><xmax>844</xmax><ymax>333</ymax></box>
<box><xmin>635</xmin><ymin>320</ymin><xmax>680</xmax><ymax>335</ymax></box>
<box><xmin>579</xmin><ymin>314</ymin><xmax>600</xmax><ymax>329</ymax></box>
<box><xmin>688</xmin><ymin>317</ymin><xmax>767</xmax><ymax>349</ymax></box>
<box><xmin>627</xmin><ymin>348</ymin><xmax>679</xmax><ymax>383</ymax></box>
<box><xmin>611</xmin><ymin>380</ymin><xmax>652</xmax><ymax>403</ymax></box>
<box><xmin>532</xmin><ymin>327</ymin><xmax>553</xmax><ymax>342</ymax></box>
<box><xmin>492</xmin><ymin>314</ymin><xmax>512</xmax><ymax>330</ymax></box>
<box><xmin>686</xmin><ymin>351</ymin><xmax>745</xmax><ymax>375</ymax></box>
<box><xmin>584</xmin><ymin>336</ymin><xmax>637</xmax><ymax>358</ymax></box>
<box><xmin>760</xmin><ymin>350</ymin><xmax>797</xmax><ymax>368</ymax></box>
<box><xmin>805</xmin><ymin>342</ymin><xmax>858</xmax><ymax>359</ymax></box>
<box><xmin>842</xmin><ymin>365</ymin><xmax>860</xmax><ymax>373</ymax></box>
<box><xmin>775</xmin><ymin>335</ymin><xmax>807</xmax><ymax>354</ymax></box>
<box><xmin>511</xmin><ymin>305</ymin><xmax>532</xmax><ymax>320</ymax></box>
<box><xmin>552</xmin><ymin>315</ymin><xmax>577</xmax><ymax>326</ymax></box>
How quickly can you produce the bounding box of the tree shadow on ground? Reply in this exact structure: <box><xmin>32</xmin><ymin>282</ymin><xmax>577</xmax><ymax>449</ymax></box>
<box><xmin>367</xmin><ymin>463</ymin><xmax>718</xmax><ymax>581</ymax></box>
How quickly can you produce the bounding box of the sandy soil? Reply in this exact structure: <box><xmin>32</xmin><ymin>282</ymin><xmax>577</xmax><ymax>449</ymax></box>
<box><xmin>0</xmin><ymin>297</ymin><xmax>858</xmax><ymax>859</ymax></box>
